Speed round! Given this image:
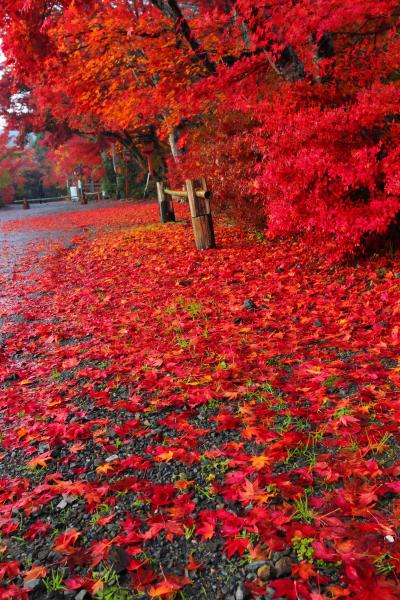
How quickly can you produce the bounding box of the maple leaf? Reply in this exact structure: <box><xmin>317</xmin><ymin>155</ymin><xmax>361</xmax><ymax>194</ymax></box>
<box><xmin>23</xmin><ymin>565</ymin><xmax>47</xmax><ymax>584</ymax></box>
<box><xmin>0</xmin><ymin>560</ymin><xmax>20</xmax><ymax>579</ymax></box>
<box><xmin>53</xmin><ymin>528</ymin><xmax>81</xmax><ymax>555</ymax></box>
<box><xmin>64</xmin><ymin>576</ymin><xmax>86</xmax><ymax>590</ymax></box>
<box><xmin>251</xmin><ymin>454</ymin><xmax>270</xmax><ymax>471</ymax></box>
<box><xmin>186</xmin><ymin>554</ymin><xmax>203</xmax><ymax>572</ymax></box>
<box><xmin>89</xmin><ymin>538</ymin><xmax>113</xmax><ymax>567</ymax></box>
<box><xmin>96</xmin><ymin>463</ymin><xmax>115</xmax><ymax>476</ymax></box>
<box><xmin>247</xmin><ymin>543</ymin><xmax>268</xmax><ymax>562</ymax></box>
<box><xmin>148</xmin><ymin>575</ymin><xmax>191</xmax><ymax>597</ymax></box>
<box><xmin>97</xmin><ymin>513</ymin><xmax>116</xmax><ymax>526</ymax></box>
<box><xmin>88</xmin><ymin>578</ymin><xmax>104</xmax><ymax>596</ymax></box>
<box><xmin>238</xmin><ymin>478</ymin><xmax>274</xmax><ymax>505</ymax></box>
<box><xmin>292</xmin><ymin>561</ymin><xmax>317</xmax><ymax>581</ymax></box>
<box><xmin>24</xmin><ymin>520</ymin><xmax>52</xmax><ymax>540</ymax></box>
<box><xmin>155</xmin><ymin>450</ymin><xmax>174</xmax><ymax>462</ymax></box>
<box><xmin>196</xmin><ymin>519</ymin><xmax>216</xmax><ymax>541</ymax></box>
<box><xmin>26</xmin><ymin>451</ymin><xmax>52</xmax><ymax>470</ymax></box>
<box><xmin>224</xmin><ymin>537</ymin><xmax>250</xmax><ymax>558</ymax></box>
<box><xmin>327</xmin><ymin>585</ymin><xmax>351</xmax><ymax>599</ymax></box>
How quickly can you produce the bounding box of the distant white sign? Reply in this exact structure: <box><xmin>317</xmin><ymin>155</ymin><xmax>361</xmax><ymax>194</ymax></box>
<box><xmin>70</xmin><ymin>186</ymin><xmax>79</xmax><ymax>201</ymax></box>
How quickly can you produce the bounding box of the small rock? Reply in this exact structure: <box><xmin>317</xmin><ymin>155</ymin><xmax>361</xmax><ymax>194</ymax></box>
<box><xmin>243</xmin><ymin>299</ymin><xmax>257</xmax><ymax>311</ymax></box>
<box><xmin>63</xmin><ymin>494</ymin><xmax>77</xmax><ymax>505</ymax></box>
<box><xmin>235</xmin><ymin>584</ymin><xmax>245</xmax><ymax>600</ymax></box>
<box><xmin>274</xmin><ymin>556</ymin><xmax>292</xmax><ymax>578</ymax></box>
<box><xmin>105</xmin><ymin>454</ymin><xmax>118</xmax><ymax>463</ymax></box>
<box><xmin>24</xmin><ymin>579</ymin><xmax>41</xmax><ymax>590</ymax></box>
<box><xmin>75</xmin><ymin>591</ymin><xmax>87</xmax><ymax>600</ymax></box>
<box><xmin>37</xmin><ymin>550</ymin><xmax>48</xmax><ymax>561</ymax></box>
<box><xmin>385</xmin><ymin>535</ymin><xmax>395</xmax><ymax>543</ymax></box>
<box><xmin>257</xmin><ymin>564</ymin><xmax>272</xmax><ymax>581</ymax></box>
<box><xmin>38</xmin><ymin>443</ymin><xmax>50</xmax><ymax>453</ymax></box>
<box><xmin>51</xmin><ymin>445</ymin><xmax>63</xmax><ymax>458</ymax></box>
<box><xmin>108</xmin><ymin>545</ymin><xmax>130</xmax><ymax>573</ymax></box>
<box><xmin>246</xmin><ymin>560</ymin><xmax>267</xmax><ymax>572</ymax></box>
<box><xmin>57</xmin><ymin>499</ymin><xmax>68</xmax><ymax>510</ymax></box>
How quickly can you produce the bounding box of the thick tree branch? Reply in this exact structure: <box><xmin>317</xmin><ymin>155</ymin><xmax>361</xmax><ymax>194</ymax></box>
<box><xmin>149</xmin><ymin>0</ymin><xmax>217</xmax><ymax>74</ymax></box>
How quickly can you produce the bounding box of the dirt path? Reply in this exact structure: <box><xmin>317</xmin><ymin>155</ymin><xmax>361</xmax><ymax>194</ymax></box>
<box><xmin>0</xmin><ymin>200</ymin><xmax>135</xmax><ymax>276</ymax></box>
<box><xmin>0</xmin><ymin>199</ymin><xmax>132</xmax><ymax>248</ymax></box>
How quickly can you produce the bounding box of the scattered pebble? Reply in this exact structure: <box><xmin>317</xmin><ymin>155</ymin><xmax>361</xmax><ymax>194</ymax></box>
<box><xmin>24</xmin><ymin>579</ymin><xmax>41</xmax><ymax>590</ymax></box>
<box><xmin>243</xmin><ymin>299</ymin><xmax>257</xmax><ymax>310</ymax></box>
<box><xmin>105</xmin><ymin>454</ymin><xmax>118</xmax><ymax>463</ymax></box>
<box><xmin>274</xmin><ymin>556</ymin><xmax>292</xmax><ymax>578</ymax></box>
<box><xmin>257</xmin><ymin>564</ymin><xmax>272</xmax><ymax>580</ymax></box>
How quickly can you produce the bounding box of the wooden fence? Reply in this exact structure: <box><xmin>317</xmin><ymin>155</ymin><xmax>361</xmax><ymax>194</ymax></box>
<box><xmin>157</xmin><ymin>178</ymin><xmax>215</xmax><ymax>250</ymax></box>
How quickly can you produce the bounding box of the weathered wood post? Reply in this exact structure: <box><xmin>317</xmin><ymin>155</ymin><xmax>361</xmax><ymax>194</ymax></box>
<box><xmin>157</xmin><ymin>181</ymin><xmax>175</xmax><ymax>223</ymax></box>
<box><xmin>22</xmin><ymin>198</ymin><xmax>30</xmax><ymax>210</ymax></box>
<box><xmin>186</xmin><ymin>179</ymin><xmax>216</xmax><ymax>250</ymax></box>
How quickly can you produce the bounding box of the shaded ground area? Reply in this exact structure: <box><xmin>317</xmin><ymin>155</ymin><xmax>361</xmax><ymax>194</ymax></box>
<box><xmin>0</xmin><ymin>203</ymin><xmax>400</xmax><ymax>600</ymax></box>
<box><xmin>0</xmin><ymin>201</ymin><xmax>135</xmax><ymax>269</ymax></box>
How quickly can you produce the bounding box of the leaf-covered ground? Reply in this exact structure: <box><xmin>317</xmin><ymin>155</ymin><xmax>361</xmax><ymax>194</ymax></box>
<box><xmin>1</xmin><ymin>202</ymin><xmax>400</xmax><ymax>600</ymax></box>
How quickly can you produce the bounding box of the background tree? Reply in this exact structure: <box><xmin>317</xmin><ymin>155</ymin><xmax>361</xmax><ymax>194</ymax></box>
<box><xmin>0</xmin><ymin>132</ymin><xmax>38</xmax><ymax>205</ymax></box>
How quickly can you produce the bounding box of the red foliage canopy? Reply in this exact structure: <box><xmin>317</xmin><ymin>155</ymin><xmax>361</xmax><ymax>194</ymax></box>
<box><xmin>0</xmin><ymin>1</ymin><xmax>399</xmax><ymax>254</ymax></box>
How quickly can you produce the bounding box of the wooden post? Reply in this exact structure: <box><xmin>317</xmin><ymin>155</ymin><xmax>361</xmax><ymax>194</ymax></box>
<box><xmin>186</xmin><ymin>179</ymin><xmax>216</xmax><ymax>250</ymax></box>
<box><xmin>157</xmin><ymin>182</ymin><xmax>175</xmax><ymax>223</ymax></box>
<box><xmin>22</xmin><ymin>198</ymin><xmax>30</xmax><ymax>210</ymax></box>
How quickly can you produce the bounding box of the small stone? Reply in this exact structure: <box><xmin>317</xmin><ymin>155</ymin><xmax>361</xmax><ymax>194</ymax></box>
<box><xmin>243</xmin><ymin>299</ymin><xmax>257</xmax><ymax>310</ymax></box>
<box><xmin>235</xmin><ymin>584</ymin><xmax>244</xmax><ymax>600</ymax></box>
<box><xmin>37</xmin><ymin>550</ymin><xmax>48</xmax><ymax>561</ymax></box>
<box><xmin>246</xmin><ymin>560</ymin><xmax>267</xmax><ymax>572</ymax></box>
<box><xmin>385</xmin><ymin>535</ymin><xmax>395</xmax><ymax>543</ymax></box>
<box><xmin>24</xmin><ymin>579</ymin><xmax>41</xmax><ymax>590</ymax></box>
<box><xmin>51</xmin><ymin>444</ymin><xmax>63</xmax><ymax>458</ymax></box>
<box><xmin>57</xmin><ymin>499</ymin><xmax>68</xmax><ymax>510</ymax></box>
<box><xmin>257</xmin><ymin>564</ymin><xmax>272</xmax><ymax>581</ymax></box>
<box><xmin>75</xmin><ymin>591</ymin><xmax>87</xmax><ymax>600</ymax></box>
<box><xmin>108</xmin><ymin>545</ymin><xmax>130</xmax><ymax>573</ymax></box>
<box><xmin>38</xmin><ymin>443</ymin><xmax>50</xmax><ymax>453</ymax></box>
<box><xmin>274</xmin><ymin>556</ymin><xmax>292</xmax><ymax>578</ymax></box>
<box><xmin>105</xmin><ymin>454</ymin><xmax>118</xmax><ymax>463</ymax></box>
<box><xmin>63</xmin><ymin>494</ymin><xmax>77</xmax><ymax>504</ymax></box>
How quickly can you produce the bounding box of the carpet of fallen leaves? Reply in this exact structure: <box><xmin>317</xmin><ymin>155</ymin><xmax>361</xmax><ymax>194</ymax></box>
<box><xmin>1</xmin><ymin>202</ymin><xmax>400</xmax><ymax>600</ymax></box>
